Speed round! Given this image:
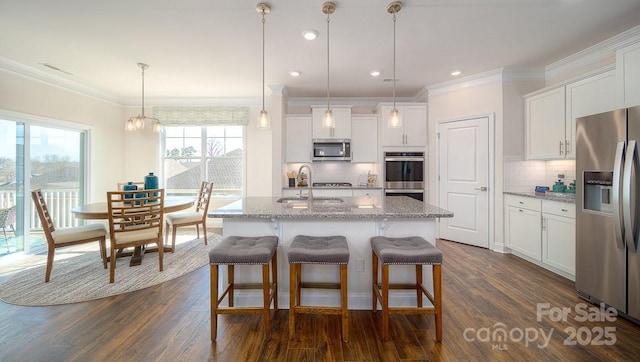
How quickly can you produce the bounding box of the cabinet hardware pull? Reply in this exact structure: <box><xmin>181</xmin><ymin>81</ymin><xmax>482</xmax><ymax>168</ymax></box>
<box><xmin>559</xmin><ymin>140</ymin><xmax>563</xmax><ymax>155</ymax></box>
<box><xmin>518</xmin><ymin>201</ymin><xmax>524</xmax><ymax>204</ymax></box>
<box><xmin>518</xmin><ymin>209</ymin><xmax>524</xmax><ymax>212</ymax></box>
<box><xmin>565</xmin><ymin>140</ymin><xmax>570</xmax><ymax>155</ymax></box>
<box><xmin>561</xmin><ymin>208</ymin><xmax>568</xmax><ymax>212</ymax></box>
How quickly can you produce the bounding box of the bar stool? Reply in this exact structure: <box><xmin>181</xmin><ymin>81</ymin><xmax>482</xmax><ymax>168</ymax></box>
<box><xmin>209</xmin><ymin>235</ymin><xmax>278</xmax><ymax>341</ymax></box>
<box><xmin>288</xmin><ymin>235</ymin><xmax>350</xmax><ymax>342</ymax></box>
<box><xmin>371</xmin><ymin>236</ymin><xmax>443</xmax><ymax>342</ymax></box>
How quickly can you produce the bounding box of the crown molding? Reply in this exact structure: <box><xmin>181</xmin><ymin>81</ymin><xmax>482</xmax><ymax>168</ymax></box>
<box><xmin>0</xmin><ymin>56</ymin><xmax>123</xmax><ymax>105</ymax></box>
<box><xmin>546</xmin><ymin>25</ymin><xmax>640</xmax><ymax>81</ymax></box>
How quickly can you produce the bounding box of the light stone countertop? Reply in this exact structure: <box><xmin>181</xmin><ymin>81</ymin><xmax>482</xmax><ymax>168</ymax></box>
<box><xmin>504</xmin><ymin>191</ymin><xmax>576</xmax><ymax>204</ymax></box>
<box><xmin>282</xmin><ymin>185</ymin><xmax>383</xmax><ymax>190</ymax></box>
<box><xmin>208</xmin><ymin>196</ymin><xmax>453</xmax><ymax>219</ymax></box>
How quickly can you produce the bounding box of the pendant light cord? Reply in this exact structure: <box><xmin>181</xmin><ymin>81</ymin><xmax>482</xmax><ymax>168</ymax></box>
<box><xmin>262</xmin><ymin>12</ymin><xmax>266</xmax><ymax>111</ymax></box>
<box><xmin>392</xmin><ymin>11</ymin><xmax>396</xmax><ymax>110</ymax></box>
<box><xmin>141</xmin><ymin>65</ymin><xmax>145</xmax><ymax>118</ymax></box>
<box><xmin>326</xmin><ymin>12</ymin><xmax>331</xmax><ymax>111</ymax></box>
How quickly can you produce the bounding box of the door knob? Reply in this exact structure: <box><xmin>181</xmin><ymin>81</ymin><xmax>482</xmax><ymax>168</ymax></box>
<box><xmin>475</xmin><ymin>186</ymin><xmax>488</xmax><ymax>191</ymax></box>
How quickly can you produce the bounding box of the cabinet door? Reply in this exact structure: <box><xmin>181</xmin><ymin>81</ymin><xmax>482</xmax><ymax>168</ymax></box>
<box><xmin>565</xmin><ymin>70</ymin><xmax>616</xmax><ymax>158</ymax></box>
<box><xmin>404</xmin><ymin>105</ymin><xmax>427</xmax><ymax>146</ymax></box>
<box><xmin>542</xmin><ymin>213</ymin><xmax>576</xmax><ymax>278</ymax></box>
<box><xmin>285</xmin><ymin>116</ymin><xmax>312</xmax><ymax>162</ymax></box>
<box><xmin>353</xmin><ymin>189</ymin><xmax>382</xmax><ymax>197</ymax></box>
<box><xmin>505</xmin><ymin>206</ymin><xmax>542</xmax><ymax>260</ymax></box>
<box><xmin>379</xmin><ymin>105</ymin><xmax>405</xmax><ymax>146</ymax></box>
<box><xmin>526</xmin><ymin>87</ymin><xmax>566</xmax><ymax>160</ymax></box>
<box><xmin>617</xmin><ymin>41</ymin><xmax>640</xmax><ymax>108</ymax></box>
<box><xmin>312</xmin><ymin>107</ymin><xmax>351</xmax><ymax>139</ymax></box>
<box><xmin>351</xmin><ymin>116</ymin><xmax>378</xmax><ymax>162</ymax></box>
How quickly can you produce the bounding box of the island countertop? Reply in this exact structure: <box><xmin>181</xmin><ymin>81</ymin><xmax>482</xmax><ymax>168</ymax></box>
<box><xmin>208</xmin><ymin>196</ymin><xmax>453</xmax><ymax>219</ymax></box>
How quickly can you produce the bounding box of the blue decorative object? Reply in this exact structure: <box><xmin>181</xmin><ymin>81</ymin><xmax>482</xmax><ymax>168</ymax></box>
<box><xmin>552</xmin><ymin>179</ymin><xmax>567</xmax><ymax>193</ymax></box>
<box><xmin>123</xmin><ymin>182</ymin><xmax>137</xmax><ymax>203</ymax></box>
<box><xmin>144</xmin><ymin>172</ymin><xmax>159</xmax><ymax>197</ymax></box>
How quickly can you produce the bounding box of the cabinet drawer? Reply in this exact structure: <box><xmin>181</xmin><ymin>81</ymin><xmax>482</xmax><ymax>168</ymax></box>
<box><xmin>542</xmin><ymin>200</ymin><xmax>576</xmax><ymax>218</ymax></box>
<box><xmin>505</xmin><ymin>195</ymin><xmax>542</xmax><ymax>211</ymax></box>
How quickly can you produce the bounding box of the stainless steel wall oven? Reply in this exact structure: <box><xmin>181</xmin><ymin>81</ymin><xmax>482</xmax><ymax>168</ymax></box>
<box><xmin>384</xmin><ymin>151</ymin><xmax>425</xmax><ymax>201</ymax></box>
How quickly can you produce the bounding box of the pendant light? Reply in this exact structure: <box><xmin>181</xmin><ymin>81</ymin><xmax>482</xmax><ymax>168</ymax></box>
<box><xmin>257</xmin><ymin>3</ymin><xmax>271</xmax><ymax>129</ymax></box>
<box><xmin>322</xmin><ymin>2</ymin><xmax>336</xmax><ymax>129</ymax></box>
<box><xmin>387</xmin><ymin>1</ymin><xmax>402</xmax><ymax>128</ymax></box>
<box><xmin>125</xmin><ymin>63</ymin><xmax>162</xmax><ymax>133</ymax></box>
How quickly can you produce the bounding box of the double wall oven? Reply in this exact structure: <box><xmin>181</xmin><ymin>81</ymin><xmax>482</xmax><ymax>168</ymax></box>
<box><xmin>384</xmin><ymin>151</ymin><xmax>425</xmax><ymax>201</ymax></box>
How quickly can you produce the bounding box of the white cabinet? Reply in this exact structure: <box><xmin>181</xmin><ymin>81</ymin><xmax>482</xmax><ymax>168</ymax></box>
<box><xmin>525</xmin><ymin>87</ymin><xmax>566</xmax><ymax>159</ymax></box>
<box><xmin>565</xmin><ymin>70</ymin><xmax>616</xmax><ymax>158</ymax></box>
<box><xmin>542</xmin><ymin>201</ymin><xmax>576</xmax><ymax>279</ymax></box>
<box><xmin>312</xmin><ymin>106</ymin><xmax>352</xmax><ymax>139</ymax></box>
<box><xmin>505</xmin><ymin>195</ymin><xmax>542</xmax><ymax>260</ymax></box>
<box><xmin>377</xmin><ymin>103</ymin><xmax>427</xmax><ymax>147</ymax></box>
<box><xmin>285</xmin><ymin>115</ymin><xmax>312</xmax><ymax>163</ymax></box>
<box><xmin>312</xmin><ymin>189</ymin><xmax>353</xmax><ymax>197</ymax></box>
<box><xmin>617</xmin><ymin>41</ymin><xmax>640</xmax><ymax>108</ymax></box>
<box><xmin>353</xmin><ymin>189</ymin><xmax>382</xmax><ymax>197</ymax></box>
<box><xmin>351</xmin><ymin>115</ymin><xmax>378</xmax><ymax>163</ymax></box>
<box><xmin>525</xmin><ymin>70</ymin><xmax>616</xmax><ymax>160</ymax></box>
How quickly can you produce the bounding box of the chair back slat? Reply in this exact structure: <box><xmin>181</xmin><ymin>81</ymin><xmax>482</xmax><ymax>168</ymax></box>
<box><xmin>195</xmin><ymin>181</ymin><xmax>213</xmax><ymax>213</ymax></box>
<box><xmin>31</xmin><ymin>189</ymin><xmax>56</xmax><ymax>244</ymax></box>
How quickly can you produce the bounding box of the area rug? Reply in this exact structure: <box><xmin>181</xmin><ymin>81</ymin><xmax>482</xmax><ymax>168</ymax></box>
<box><xmin>0</xmin><ymin>233</ymin><xmax>220</xmax><ymax>306</ymax></box>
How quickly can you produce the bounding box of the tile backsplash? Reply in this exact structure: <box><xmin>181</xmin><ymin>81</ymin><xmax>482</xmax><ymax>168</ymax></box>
<box><xmin>504</xmin><ymin>156</ymin><xmax>576</xmax><ymax>192</ymax></box>
<box><xmin>284</xmin><ymin>162</ymin><xmax>381</xmax><ymax>186</ymax></box>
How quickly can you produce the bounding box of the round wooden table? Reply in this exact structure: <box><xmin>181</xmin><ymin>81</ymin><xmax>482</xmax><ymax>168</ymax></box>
<box><xmin>71</xmin><ymin>196</ymin><xmax>195</xmax><ymax>266</ymax></box>
<box><xmin>71</xmin><ymin>196</ymin><xmax>194</xmax><ymax>220</ymax></box>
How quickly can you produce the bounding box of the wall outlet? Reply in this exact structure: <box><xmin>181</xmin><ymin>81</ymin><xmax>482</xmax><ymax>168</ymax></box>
<box><xmin>355</xmin><ymin>258</ymin><xmax>365</xmax><ymax>272</ymax></box>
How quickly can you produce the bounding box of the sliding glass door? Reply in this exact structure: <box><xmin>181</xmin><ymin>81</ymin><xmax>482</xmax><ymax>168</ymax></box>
<box><xmin>0</xmin><ymin>117</ymin><xmax>86</xmax><ymax>255</ymax></box>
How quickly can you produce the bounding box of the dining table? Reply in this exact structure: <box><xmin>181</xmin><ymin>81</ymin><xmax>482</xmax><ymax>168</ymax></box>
<box><xmin>71</xmin><ymin>196</ymin><xmax>195</xmax><ymax>266</ymax></box>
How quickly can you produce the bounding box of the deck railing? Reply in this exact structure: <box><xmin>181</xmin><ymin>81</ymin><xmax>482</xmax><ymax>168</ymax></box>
<box><xmin>0</xmin><ymin>189</ymin><xmax>81</xmax><ymax>230</ymax></box>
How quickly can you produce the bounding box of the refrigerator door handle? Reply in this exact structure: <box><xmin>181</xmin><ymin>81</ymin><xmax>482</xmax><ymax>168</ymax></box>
<box><xmin>623</xmin><ymin>140</ymin><xmax>638</xmax><ymax>252</ymax></box>
<box><xmin>613</xmin><ymin>141</ymin><xmax>626</xmax><ymax>250</ymax></box>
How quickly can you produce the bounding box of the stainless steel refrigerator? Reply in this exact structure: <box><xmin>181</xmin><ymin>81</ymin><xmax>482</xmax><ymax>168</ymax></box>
<box><xmin>576</xmin><ymin>106</ymin><xmax>640</xmax><ymax>322</ymax></box>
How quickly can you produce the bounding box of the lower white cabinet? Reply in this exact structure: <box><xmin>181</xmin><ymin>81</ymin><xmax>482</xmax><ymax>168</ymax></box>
<box><xmin>312</xmin><ymin>189</ymin><xmax>353</xmax><ymax>197</ymax></box>
<box><xmin>281</xmin><ymin>188</ymin><xmax>382</xmax><ymax>197</ymax></box>
<box><xmin>504</xmin><ymin>194</ymin><xmax>575</xmax><ymax>280</ymax></box>
<box><xmin>353</xmin><ymin>189</ymin><xmax>382</xmax><ymax>197</ymax></box>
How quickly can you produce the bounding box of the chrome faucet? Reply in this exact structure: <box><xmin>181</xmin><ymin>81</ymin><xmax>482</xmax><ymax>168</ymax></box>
<box><xmin>297</xmin><ymin>164</ymin><xmax>313</xmax><ymax>201</ymax></box>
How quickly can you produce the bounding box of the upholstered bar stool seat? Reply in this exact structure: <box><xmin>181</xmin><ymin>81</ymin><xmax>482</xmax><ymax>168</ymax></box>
<box><xmin>288</xmin><ymin>235</ymin><xmax>350</xmax><ymax>342</ymax></box>
<box><xmin>371</xmin><ymin>236</ymin><xmax>443</xmax><ymax>342</ymax></box>
<box><xmin>209</xmin><ymin>235</ymin><xmax>278</xmax><ymax>341</ymax></box>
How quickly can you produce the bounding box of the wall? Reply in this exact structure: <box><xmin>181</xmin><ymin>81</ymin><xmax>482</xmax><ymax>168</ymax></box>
<box><xmin>0</xmin><ymin>69</ymin><xmax>125</xmax><ymax>202</ymax></box>
<box><xmin>504</xmin><ymin>157</ymin><xmax>576</xmax><ymax>192</ymax></box>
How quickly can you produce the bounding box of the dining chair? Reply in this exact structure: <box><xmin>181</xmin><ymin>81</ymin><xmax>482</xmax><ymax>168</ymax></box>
<box><xmin>165</xmin><ymin>181</ymin><xmax>212</xmax><ymax>252</ymax></box>
<box><xmin>106</xmin><ymin>188</ymin><xmax>165</xmax><ymax>283</ymax></box>
<box><xmin>0</xmin><ymin>205</ymin><xmax>17</xmax><ymax>252</ymax></box>
<box><xmin>31</xmin><ymin>189</ymin><xmax>108</xmax><ymax>282</ymax></box>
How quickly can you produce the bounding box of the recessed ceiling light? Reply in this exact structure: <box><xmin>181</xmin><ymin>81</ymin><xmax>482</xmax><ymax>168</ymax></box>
<box><xmin>302</xmin><ymin>30</ymin><xmax>318</xmax><ymax>40</ymax></box>
<box><xmin>370</xmin><ymin>70</ymin><xmax>381</xmax><ymax>77</ymax></box>
<box><xmin>450</xmin><ymin>70</ymin><xmax>462</xmax><ymax>76</ymax></box>
<box><xmin>289</xmin><ymin>70</ymin><xmax>301</xmax><ymax>77</ymax></box>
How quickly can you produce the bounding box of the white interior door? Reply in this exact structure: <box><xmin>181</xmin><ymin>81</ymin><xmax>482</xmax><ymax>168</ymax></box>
<box><xmin>437</xmin><ymin>117</ymin><xmax>490</xmax><ymax>248</ymax></box>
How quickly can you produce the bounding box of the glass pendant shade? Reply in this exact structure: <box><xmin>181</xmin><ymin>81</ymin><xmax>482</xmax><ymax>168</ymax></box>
<box><xmin>152</xmin><ymin>120</ymin><xmax>162</xmax><ymax>133</ymax></box>
<box><xmin>388</xmin><ymin>108</ymin><xmax>402</xmax><ymax>128</ymax></box>
<box><xmin>323</xmin><ymin>109</ymin><xmax>335</xmax><ymax>128</ymax></box>
<box><xmin>125</xmin><ymin>118</ymin><xmax>136</xmax><ymax>131</ymax></box>
<box><xmin>257</xmin><ymin>109</ymin><xmax>271</xmax><ymax>129</ymax></box>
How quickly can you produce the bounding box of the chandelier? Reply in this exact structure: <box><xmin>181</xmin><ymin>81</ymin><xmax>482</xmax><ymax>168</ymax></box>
<box><xmin>125</xmin><ymin>63</ymin><xmax>162</xmax><ymax>133</ymax></box>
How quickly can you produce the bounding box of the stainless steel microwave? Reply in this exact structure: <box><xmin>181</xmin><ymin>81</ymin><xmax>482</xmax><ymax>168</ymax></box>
<box><xmin>312</xmin><ymin>139</ymin><xmax>351</xmax><ymax>162</ymax></box>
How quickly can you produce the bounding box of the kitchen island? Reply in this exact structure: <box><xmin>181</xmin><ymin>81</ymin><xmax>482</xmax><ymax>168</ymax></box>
<box><xmin>208</xmin><ymin>196</ymin><xmax>453</xmax><ymax>309</ymax></box>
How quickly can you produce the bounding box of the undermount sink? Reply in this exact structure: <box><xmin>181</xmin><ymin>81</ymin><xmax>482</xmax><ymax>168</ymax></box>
<box><xmin>276</xmin><ymin>196</ymin><xmax>344</xmax><ymax>204</ymax></box>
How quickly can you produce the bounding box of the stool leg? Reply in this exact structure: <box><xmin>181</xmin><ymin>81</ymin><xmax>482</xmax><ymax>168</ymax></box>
<box><xmin>289</xmin><ymin>263</ymin><xmax>296</xmax><ymax>340</ymax></box>
<box><xmin>382</xmin><ymin>264</ymin><xmax>390</xmax><ymax>341</ymax></box>
<box><xmin>262</xmin><ymin>263</ymin><xmax>271</xmax><ymax>341</ymax></box>
<box><xmin>372</xmin><ymin>250</ymin><xmax>378</xmax><ymax>312</ymax></box>
<box><xmin>210</xmin><ymin>264</ymin><xmax>219</xmax><ymax>341</ymax></box>
<box><xmin>272</xmin><ymin>251</ymin><xmax>278</xmax><ymax>310</ymax></box>
<box><xmin>434</xmin><ymin>264</ymin><xmax>443</xmax><ymax>342</ymax></box>
<box><xmin>340</xmin><ymin>264</ymin><xmax>349</xmax><ymax>343</ymax></box>
<box><xmin>228</xmin><ymin>265</ymin><xmax>234</xmax><ymax>307</ymax></box>
<box><xmin>416</xmin><ymin>264</ymin><xmax>423</xmax><ymax>307</ymax></box>
<box><xmin>296</xmin><ymin>264</ymin><xmax>302</xmax><ymax>305</ymax></box>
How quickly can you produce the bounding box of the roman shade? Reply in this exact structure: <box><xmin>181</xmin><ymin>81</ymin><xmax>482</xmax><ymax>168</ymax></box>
<box><xmin>152</xmin><ymin>106</ymin><xmax>249</xmax><ymax>126</ymax></box>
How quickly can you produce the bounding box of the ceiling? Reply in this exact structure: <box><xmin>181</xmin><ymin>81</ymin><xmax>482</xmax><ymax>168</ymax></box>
<box><xmin>1</xmin><ymin>0</ymin><xmax>640</xmax><ymax>104</ymax></box>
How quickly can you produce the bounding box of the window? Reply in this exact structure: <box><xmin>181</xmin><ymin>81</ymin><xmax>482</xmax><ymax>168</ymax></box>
<box><xmin>163</xmin><ymin>125</ymin><xmax>244</xmax><ymax>199</ymax></box>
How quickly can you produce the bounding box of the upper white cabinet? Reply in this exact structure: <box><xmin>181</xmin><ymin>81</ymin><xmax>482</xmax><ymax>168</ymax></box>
<box><xmin>376</xmin><ymin>103</ymin><xmax>427</xmax><ymax>147</ymax></box>
<box><xmin>617</xmin><ymin>41</ymin><xmax>640</xmax><ymax>108</ymax></box>
<box><xmin>525</xmin><ymin>69</ymin><xmax>616</xmax><ymax>160</ymax></box>
<box><xmin>312</xmin><ymin>106</ymin><xmax>352</xmax><ymax>139</ymax></box>
<box><xmin>285</xmin><ymin>115</ymin><xmax>312</xmax><ymax>163</ymax></box>
<box><xmin>351</xmin><ymin>115</ymin><xmax>378</xmax><ymax>163</ymax></box>
<box><xmin>525</xmin><ymin>87</ymin><xmax>566</xmax><ymax>159</ymax></box>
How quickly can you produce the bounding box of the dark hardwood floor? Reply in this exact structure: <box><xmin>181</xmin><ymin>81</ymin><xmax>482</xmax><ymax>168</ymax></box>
<box><xmin>1</xmin><ymin>238</ymin><xmax>640</xmax><ymax>361</ymax></box>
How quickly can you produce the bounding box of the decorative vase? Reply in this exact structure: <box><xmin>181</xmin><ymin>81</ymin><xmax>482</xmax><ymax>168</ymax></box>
<box><xmin>123</xmin><ymin>181</ymin><xmax>137</xmax><ymax>203</ymax></box>
<box><xmin>144</xmin><ymin>172</ymin><xmax>159</xmax><ymax>197</ymax></box>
